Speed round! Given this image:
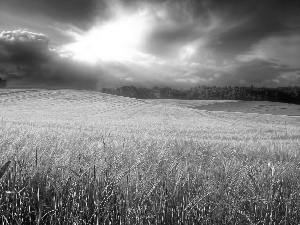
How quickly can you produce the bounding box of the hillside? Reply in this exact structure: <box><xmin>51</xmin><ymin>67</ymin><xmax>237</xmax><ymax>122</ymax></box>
<box><xmin>149</xmin><ymin>99</ymin><xmax>300</xmax><ymax>116</ymax></box>
<box><xmin>1</xmin><ymin>89</ymin><xmax>300</xmax><ymax>224</ymax></box>
<box><xmin>1</xmin><ymin>89</ymin><xmax>299</xmax><ymax>140</ymax></box>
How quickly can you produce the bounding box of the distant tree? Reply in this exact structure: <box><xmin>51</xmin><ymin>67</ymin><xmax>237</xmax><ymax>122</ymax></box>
<box><xmin>101</xmin><ymin>85</ymin><xmax>300</xmax><ymax>104</ymax></box>
<box><xmin>0</xmin><ymin>77</ymin><xmax>7</xmax><ymax>88</ymax></box>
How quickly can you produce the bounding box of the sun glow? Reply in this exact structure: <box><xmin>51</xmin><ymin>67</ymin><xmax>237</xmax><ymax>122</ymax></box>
<box><xmin>66</xmin><ymin>13</ymin><xmax>150</xmax><ymax>63</ymax></box>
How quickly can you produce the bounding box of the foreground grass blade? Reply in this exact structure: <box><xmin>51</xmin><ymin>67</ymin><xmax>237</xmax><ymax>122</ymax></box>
<box><xmin>0</xmin><ymin>161</ymin><xmax>11</xmax><ymax>180</ymax></box>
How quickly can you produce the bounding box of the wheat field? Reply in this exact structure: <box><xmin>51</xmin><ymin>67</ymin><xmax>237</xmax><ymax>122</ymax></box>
<box><xmin>0</xmin><ymin>89</ymin><xmax>300</xmax><ymax>224</ymax></box>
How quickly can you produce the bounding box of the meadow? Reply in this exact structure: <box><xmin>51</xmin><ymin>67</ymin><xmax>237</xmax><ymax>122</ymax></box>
<box><xmin>0</xmin><ymin>89</ymin><xmax>300</xmax><ymax>224</ymax></box>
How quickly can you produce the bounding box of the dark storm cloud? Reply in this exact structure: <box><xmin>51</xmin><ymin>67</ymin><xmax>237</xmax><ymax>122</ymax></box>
<box><xmin>134</xmin><ymin>0</ymin><xmax>300</xmax><ymax>62</ymax></box>
<box><xmin>0</xmin><ymin>0</ymin><xmax>299</xmax><ymax>88</ymax></box>
<box><xmin>211</xmin><ymin>0</ymin><xmax>300</xmax><ymax>56</ymax></box>
<box><xmin>7</xmin><ymin>60</ymin><xmax>104</xmax><ymax>90</ymax></box>
<box><xmin>0</xmin><ymin>0</ymin><xmax>109</xmax><ymax>47</ymax></box>
<box><xmin>223</xmin><ymin>60</ymin><xmax>300</xmax><ymax>87</ymax></box>
<box><xmin>0</xmin><ymin>30</ymin><xmax>122</xmax><ymax>89</ymax></box>
<box><xmin>0</xmin><ymin>58</ymin><xmax>117</xmax><ymax>90</ymax></box>
<box><xmin>0</xmin><ymin>0</ymin><xmax>102</xmax><ymax>30</ymax></box>
<box><xmin>0</xmin><ymin>30</ymin><xmax>52</xmax><ymax>64</ymax></box>
<box><xmin>136</xmin><ymin>0</ymin><xmax>300</xmax><ymax>60</ymax></box>
<box><xmin>237</xmin><ymin>34</ymin><xmax>300</xmax><ymax>68</ymax></box>
<box><xmin>178</xmin><ymin>59</ymin><xmax>300</xmax><ymax>88</ymax></box>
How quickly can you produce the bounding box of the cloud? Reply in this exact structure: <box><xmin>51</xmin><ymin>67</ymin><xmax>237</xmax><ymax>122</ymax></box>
<box><xmin>0</xmin><ymin>30</ymin><xmax>49</xmax><ymax>44</ymax></box>
<box><xmin>1</xmin><ymin>29</ymin><xmax>299</xmax><ymax>89</ymax></box>
<box><xmin>234</xmin><ymin>34</ymin><xmax>300</xmax><ymax>86</ymax></box>
<box><xmin>250</xmin><ymin>34</ymin><xmax>300</xmax><ymax>68</ymax></box>
<box><xmin>233</xmin><ymin>60</ymin><xmax>300</xmax><ymax>86</ymax></box>
<box><xmin>0</xmin><ymin>0</ymin><xmax>100</xmax><ymax>30</ymax></box>
<box><xmin>0</xmin><ymin>30</ymin><xmax>114</xmax><ymax>89</ymax></box>
<box><xmin>0</xmin><ymin>30</ymin><xmax>52</xmax><ymax>64</ymax></box>
<box><xmin>137</xmin><ymin>1</ymin><xmax>224</xmax><ymax>59</ymax></box>
<box><xmin>211</xmin><ymin>59</ymin><xmax>300</xmax><ymax>87</ymax></box>
<box><xmin>1</xmin><ymin>0</ymin><xmax>300</xmax><ymax>89</ymax></box>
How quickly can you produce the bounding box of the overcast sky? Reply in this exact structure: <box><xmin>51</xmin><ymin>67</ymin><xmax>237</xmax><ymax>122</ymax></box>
<box><xmin>0</xmin><ymin>0</ymin><xmax>299</xmax><ymax>89</ymax></box>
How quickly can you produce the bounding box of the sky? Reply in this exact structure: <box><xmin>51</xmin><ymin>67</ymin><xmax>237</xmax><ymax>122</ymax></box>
<box><xmin>0</xmin><ymin>0</ymin><xmax>300</xmax><ymax>90</ymax></box>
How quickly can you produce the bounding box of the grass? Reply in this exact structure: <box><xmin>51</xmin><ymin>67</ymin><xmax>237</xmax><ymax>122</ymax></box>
<box><xmin>151</xmin><ymin>99</ymin><xmax>300</xmax><ymax>116</ymax></box>
<box><xmin>0</xmin><ymin>89</ymin><xmax>300</xmax><ymax>224</ymax></box>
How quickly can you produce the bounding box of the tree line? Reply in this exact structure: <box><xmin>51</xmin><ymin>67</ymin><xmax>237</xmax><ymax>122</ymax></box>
<box><xmin>102</xmin><ymin>85</ymin><xmax>300</xmax><ymax>104</ymax></box>
<box><xmin>0</xmin><ymin>78</ymin><xmax>7</xmax><ymax>88</ymax></box>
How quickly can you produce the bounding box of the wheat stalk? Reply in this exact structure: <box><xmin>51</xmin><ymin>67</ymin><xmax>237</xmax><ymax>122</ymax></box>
<box><xmin>0</xmin><ymin>160</ymin><xmax>11</xmax><ymax>179</ymax></box>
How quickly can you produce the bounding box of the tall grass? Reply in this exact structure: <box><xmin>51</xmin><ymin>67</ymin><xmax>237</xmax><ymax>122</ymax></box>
<box><xmin>0</xmin><ymin>89</ymin><xmax>300</xmax><ymax>224</ymax></box>
<box><xmin>1</xmin><ymin>136</ymin><xmax>300</xmax><ymax>224</ymax></box>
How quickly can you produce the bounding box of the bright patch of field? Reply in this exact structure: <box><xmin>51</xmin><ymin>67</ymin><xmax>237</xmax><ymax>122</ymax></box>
<box><xmin>1</xmin><ymin>89</ymin><xmax>299</xmax><ymax>146</ymax></box>
<box><xmin>0</xmin><ymin>89</ymin><xmax>300</xmax><ymax>224</ymax></box>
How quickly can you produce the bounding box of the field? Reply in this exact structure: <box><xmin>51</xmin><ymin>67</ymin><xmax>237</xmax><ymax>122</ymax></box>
<box><xmin>1</xmin><ymin>89</ymin><xmax>300</xmax><ymax>224</ymax></box>
<box><xmin>150</xmin><ymin>99</ymin><xmax>300</xmax><ymax>116</ymax></box>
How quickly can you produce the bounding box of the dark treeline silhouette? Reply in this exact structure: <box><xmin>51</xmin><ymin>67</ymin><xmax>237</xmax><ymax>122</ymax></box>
<box><xmin>102</xmin><ymin>85</ymin><xmax>300</xmax><ymax>104</ymax></box>
<box><xmin>0</xmin><ymin>78</ymin><xmax>7</xmax><ymax>88</ymax></box>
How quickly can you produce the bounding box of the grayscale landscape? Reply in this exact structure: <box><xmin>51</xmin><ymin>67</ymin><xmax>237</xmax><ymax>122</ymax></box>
<box><xmin>1</xmin><ymin>89</ymin><xmax>300</xmax><ymax>224</ymax></box>
<box><xmin>0</xmin><ymin>0</ymin><xmax>300</xmax><ymax>224</ymax></box>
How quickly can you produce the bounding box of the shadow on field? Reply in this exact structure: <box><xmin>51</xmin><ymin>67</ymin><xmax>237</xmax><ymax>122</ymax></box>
<box><xmin>192</xmin><ymin>101</ymin><xmax>300</xmax><ymax>116</ymax></box>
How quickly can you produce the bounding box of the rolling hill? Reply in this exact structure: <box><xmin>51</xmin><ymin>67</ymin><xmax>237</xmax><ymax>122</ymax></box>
<box><xmin>0</xmin><ymin>89</ymin><xmax>300</xmax><ymax>224</ymax></box>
